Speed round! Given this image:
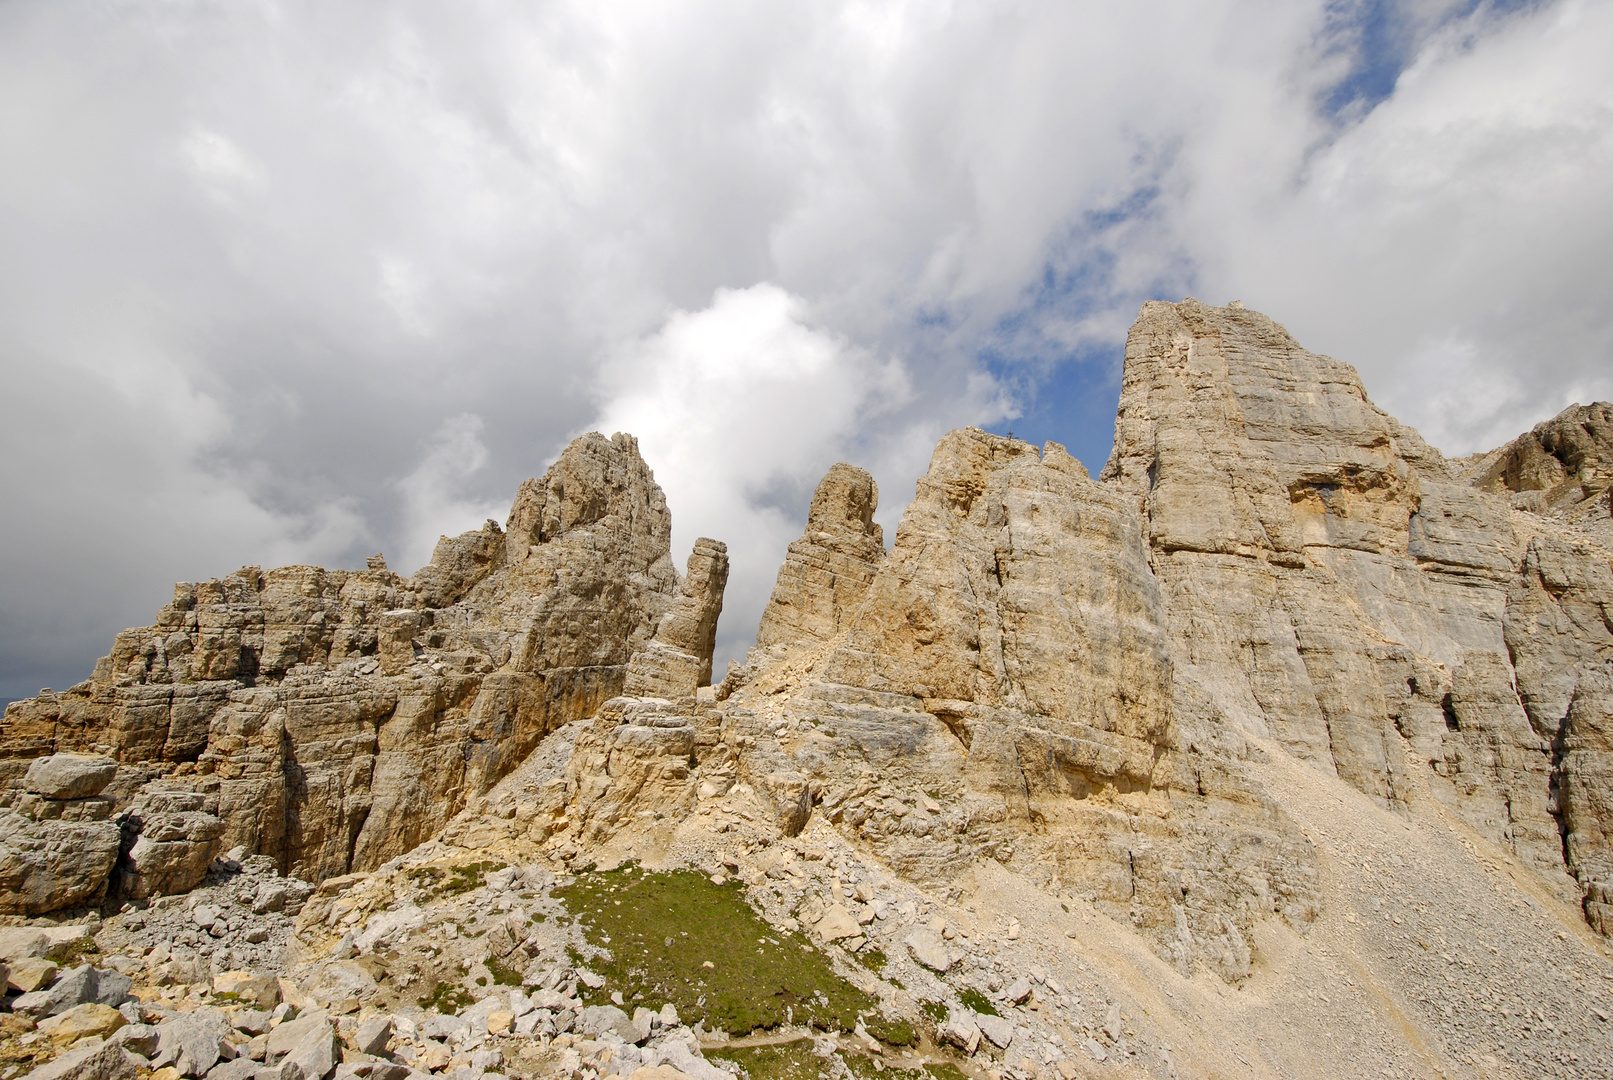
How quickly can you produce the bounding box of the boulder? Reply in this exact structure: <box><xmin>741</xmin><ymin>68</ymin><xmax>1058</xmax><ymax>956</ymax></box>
<box><xmin>281</xmin><ymin>1018</ymin><xmax>339</xmax><ymax>1080</ymax></box>
<box><xmin>9</xmin><ymin>957</ymin><xmax>59</xmax><ymax>993</ymax></box>
<box><xmin>24</xmin><ymin>755</ymin><xmax>119</xmax><ymax>800</ymax></box>
<box><xmin>0</xmin><ymin>927</ymin><xmax>51</xmax><ymax>961</ymax></box>
<box><xmin>152</xmin><ymin>1009</ymin><xmax>237</xmax><ymax>1078</ymax></box>
<box><xmin>120</xmin><ymin>813</ymin><xmax>226</xmax><ymax>900</ymax></box>
<box><xmin>577</xmin><ymin>1005</ymin><xmax>642</xmax><ymax>1044</ymax></box>
<box><xmin>12</xmin><ymin>965</ymin><xmax>100</xmax><ymax>1019</ymax></box>
<box><xmin>903</xmin><ymin>930</ymin><xmax>954</xmax><ymax>973</ymax></box>
<box><xmin>350</xmin><ymin>1016</ymin><xmax>391</xmax><ymax>1056</ymax></box>
<box><xmin>0</xmin><ymin>812</ymin><xmax>121</xmax><ymax>915</ymax></box>
<box><xmin>37</xmin><ymin>1003</ymin><xmax>127</xmax><ymax>1046</ymax></box>
<box><xmin>18</xmin><ymin>1038</ymin><xmax>136</xmax><ymax>1080</ymax></box>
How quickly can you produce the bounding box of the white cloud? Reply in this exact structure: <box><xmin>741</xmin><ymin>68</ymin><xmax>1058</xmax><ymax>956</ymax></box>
<box><xmin>595</xmin><ymin>283</ymin><xmax>948</xmax><ymax>669</ymax></box>
<box><xmin>395</xmin><ymin>414</ymin><xmax>509</xmax><ymax>574</ymax></box>
<box><xmin>3</xmin><ymin>0</ymin><xmax>1610</xmax><ymax>696</ymax></box>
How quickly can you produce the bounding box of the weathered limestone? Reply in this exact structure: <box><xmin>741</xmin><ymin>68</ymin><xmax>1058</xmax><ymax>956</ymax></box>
<box><xmin>1100</xmin><ymin>298</ymin><xmax>1612</xmax><ymax>920</ymax></box>
<box><xmin>0</xmin><ymin>431</ymin><xmax>727</xmax><ymax>906</ymax></box>
<box><xmin>0</xmin><ymin>812</ymin><xmax>121</xmax><ymax>915</ymax></box>
<box><xmin>623</xmin><ymin>539</ymin><xmax>730</xmax><ymax>699</ymax></box>
<box><xmin>756</xmin><ymin>463</ymin><xmax>885</xmax><ymax>650</ymax></box>
<box><xmin>1462</xmin><ymin>400</ymin><xmax>1613</xmax><ymax>546</ymax></box>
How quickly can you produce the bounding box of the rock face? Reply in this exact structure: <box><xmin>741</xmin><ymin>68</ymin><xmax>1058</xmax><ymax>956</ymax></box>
<box><xmin>1100</xmin><ymin>299</ymin><xmax>1613</xmax><ymax>920</ymax></box>
<box><xmin>540</xmin><ymin>299</ymin><xmax>1613</xmax><ymax>955</ymax></box>
<box><xmin>1461</xmin><ymin>400</ymin><xmax>1613</xmax><ymax>545</ymax></box>
<box><xmin>0</xmin><ymin>432</ymin><xmax>726</xmax><ymax>905</ymax></box>
<box><xmin>623</xmin><ymin>540</ymin><xmax>730</xmax><ymax>699</ymax></box>
<box><xmin>755</xmin><ymin>463</ymin><xmax>885</xmax><ymax>650</ymax></box>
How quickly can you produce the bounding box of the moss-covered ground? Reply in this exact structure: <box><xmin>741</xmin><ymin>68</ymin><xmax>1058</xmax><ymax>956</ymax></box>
<box><xmin>554</xmin><ymin>866</ymin><xmax>893</xmax><ymax>1038</ymax></box>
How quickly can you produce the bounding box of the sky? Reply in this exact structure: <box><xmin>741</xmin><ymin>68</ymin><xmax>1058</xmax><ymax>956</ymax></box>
<box><xmin>3</xmin><ymin>0</ymin><xmax>1611</xmax><ymax>704</ymax></box>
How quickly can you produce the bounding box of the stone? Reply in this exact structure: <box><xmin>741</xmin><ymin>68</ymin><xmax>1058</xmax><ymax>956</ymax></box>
<box><xmin>24</xmin><ymin>755</ymin><xmax>119</xmax><ymax>799</ymax></box>
<box><xmin>120</xmin><ymin>813</ymin><xmax>227</xmax><ymax>900</ymax></box>
<box><xmin>576</xmin><ymin>1005</ymin><xmax>640</xmax><ymax>1044</ymax></box>
<box><xmin>12</xmin><ymin>965</ymin><xmax>100</xmax><ymax>1019</ymax></box>
<box><xmin>152</xmin><ymin>1010</ymin><xmax>237</xmax><ymax>1078</ymax></box>
<box><xmin>0</xmin><ymin>927</ymin><xmax>51</xmax><ymax>961</ymax></box>
<box><xmin>111</xmin><ymin>1024</ymin><xmax>160</xmax><ymax>1058</ymax></box>
<box><xmin>351</xmin><ymin>1016</ymin><xmax>391</xmax><ymax>1056</ymax></box>
<box><xmin>9</xmin><ymin>956</ymin><xmax>59</xmax><ymax>992</ymax></box>
<box><xmin>756</xmin><ymin>463</ymin><xmax>886</xmax><ymax>650</ymax></box>
<box><xmin>938</xmin><ymin>1016</ymin><xmax>981</xmax><ymax>1054</ymax></box>
<box><xmin>268</xmin><ymin>1014</ymin><xmax>335</xmax><ymax>1060</ymax></box>
<box><xmin>977</xmin><ymin>1014</ymin><xmax>1014</xmax><ymax>1049</ymax></box>
<box><xmin>904</xmin><ymin>930</ymin><xmax>953</xmax><ymax>973</ymax></box>
<box><xmin>0</xmin><ymin>812</ymin><xmax>121</xmax><ymax>915</ymax></box>
<box><xmin>816</xmin><ymin>904</ymin><xmax>862</xmax><ymax>941</ymax></box>
<box><xmin>1003</xmin><ymin>978</ymin><xmax>1032</xmax><ymax>1005</ymax></box>
<box><xmin>204</xmin><ymin>1061</ymin><xmax>258</xmax><ymax>1080</ymax></box>
<box><xmin>282</xmin><ymin>1018</ymin><xmax>340</xmax><ymax>1080</ymax></box>
<box><xmin>38</xmin><ymin>1003</ymin><xmax>127</xmax><ymax>1045</ymax></box>
<box><xmin>17</xmin><ymin>1038</ymin><xmax>137</xmax><ymax>1080</ymax></box>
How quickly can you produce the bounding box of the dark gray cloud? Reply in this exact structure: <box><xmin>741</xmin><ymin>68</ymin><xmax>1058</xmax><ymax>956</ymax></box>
<box><xmin>3</xmin><ymin>0</ymin><xmax>1608</xmax><ymax>701</ymax></box>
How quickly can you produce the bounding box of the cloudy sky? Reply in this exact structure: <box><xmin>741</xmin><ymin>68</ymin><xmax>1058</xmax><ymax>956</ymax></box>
<box><xmin>3</xmin><ymin>0</ymin><xmax>1610</xmax><ymax>704</ymax></box>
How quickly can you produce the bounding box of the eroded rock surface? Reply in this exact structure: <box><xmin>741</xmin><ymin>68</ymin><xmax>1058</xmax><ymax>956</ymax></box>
<box><xmin>755</xmin><ymin>463</ymin><xmax>885</xmax><ymax>651</ymax></box>
<box><xmin>1</xmin><ymin>432</ymin><xmax>725</xmax><ymax>901</ymax></box>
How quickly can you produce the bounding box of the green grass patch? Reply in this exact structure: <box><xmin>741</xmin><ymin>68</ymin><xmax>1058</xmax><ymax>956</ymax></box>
<box><xmin>443</xmin><ymin>860</ymin><xmax>506</xmax><ymax>896</ymax></box>
<box><xmin>488</xmin><ymin>956</ymin><xmax>525</xmax><ymax>987</ymax></box>
<box><xmin>924</xmin><ymin>1064</ymin><xmax>970</xmax><ymax>1080</ymax></box>
<box><xmin>707</xmin><ymin>1040</ymin><xmax>827</xmax><ymax>1080</ymax></box>
<box><xmin>418</xmin><ymin>981</ymin><xmax>475</xmax><ymax>1015</ymax></box>
<box><xmin>918</xmin><ymin>1000</ymin><xmax>948</xmax><ymax>1024</ymax></box>
<box><xmin>863</xmin><ymin>1016</ymin><xmax>917</xmax><ymax>1047</ymax></box>
<box><xmin>553</xmin><ymin>867</ymin><xmax>880</xmax><ymax>1037</ymax></box>
<box><xmin>47</xmin><ymin>937</ymin><xmax>99</xmax><ymax>965</ymax></box>
<box><xmin>857</xmin><ymin>949</ymin><xmax>887</xmax><ymax>972</ymax></box>
<box><xmin>956</xmin><ymin>988</ymin><xmax>997</xmax><ymax>1017</ymax></box>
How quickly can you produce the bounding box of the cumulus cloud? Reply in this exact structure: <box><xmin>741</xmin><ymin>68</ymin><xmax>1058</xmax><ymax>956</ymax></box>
<box><xmin>593</xmin><ymin>283</ymin><xmax>995</xmax><ymax>669</ymax></box>
<box><xmin>1</xmin><ymin>0</ymin><xmax>1608</xmax><ymax>699</ymax></box>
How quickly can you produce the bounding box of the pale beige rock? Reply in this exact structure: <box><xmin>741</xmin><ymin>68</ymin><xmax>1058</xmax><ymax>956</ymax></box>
<box><xmin>0</xmin><ymin>811</ymin><xmax>121</xmax><ymax>915</ymax></box>
<box><xmin>24</xmin><ymin>755</ymin><xmax>118</xmax><ymax>800</ymax></box>
<box><xmin>623</xmin><ymin>539</ymin><xmax>730</xmax><ymax>698</ymax></box>
<box><xmin>37</xmin><ymin>1003</ymin><xmax>126</xmax><ymax>1045</ymax></box>
<box><xmin>756</xmin><ymin>463</ymin><xmax>885</xmax><ymax>650</ymax></box>
<box><xmin>0</xmin><ymin>431</ymin><xmax>711</xmax><ymax>902</ymax></box>
<box><xmin>8</xmin><ymin>957</ymin><xmax>58</xmax><ymax>993</ymax></box>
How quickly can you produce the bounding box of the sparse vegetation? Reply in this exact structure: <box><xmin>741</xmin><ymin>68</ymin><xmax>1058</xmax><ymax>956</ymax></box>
<box><xmin>419</xmin><ymin>981</ymin><xmax>475</xmax><ymax>1014</ymax></box>
<box><xmin>554</xmin><ymin>866</ymin><xmax>882</xmax><ymax>1037</ymax></box>
<box><xmin>957</xmin><ymin>987</ymin><xmax>997</xmax><ymax>1017</ymax></box>
<box><xmin>488</xmin><ymin>956</ymin><xmax>525</xmax><ymax>986</ymax></box>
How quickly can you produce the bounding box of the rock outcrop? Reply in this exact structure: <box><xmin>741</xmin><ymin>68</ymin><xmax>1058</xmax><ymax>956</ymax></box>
<box><xmin>0</xmin><ymin>432</ymin><xmax>726</xmax><ymax>905</ymax></box>
<box><xmin>1461</xmin><ymin>399</ymin><xmax>1613</xmax><ymax>546</ymax></box>
<box><xmin>1100</xmin><ymin>299</ymin><xmax>1612</xmax><ymax>920</ymax></box>
<box><xmin>623</xmin><ymin>540</ymin><xmax>730</xmax><ymax>700</ymax></box>
<box><xmin>755</xmin><ymin>463</ymin><xmax>885</xmax><ymax>650</ymax></box>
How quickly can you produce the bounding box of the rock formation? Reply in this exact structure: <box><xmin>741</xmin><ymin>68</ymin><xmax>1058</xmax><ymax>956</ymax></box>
<box><xmin>1</xmin><ymin>431</ymin><xmax>725</xmax><ymax>904</ymax></box>
<box><xmin>755</xmin><ymin>463</ymin><xmax>884</xmax><ymax>650</ymax></box>
<box><xmin>4</xmin><ymin>300</ymin><xmax>1613</xmax><ymax>1080</ymax></box>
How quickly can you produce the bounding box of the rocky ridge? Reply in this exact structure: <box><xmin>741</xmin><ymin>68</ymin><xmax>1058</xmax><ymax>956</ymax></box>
<box><xmin>3</xmin><ymin>299</ymin><xmax>1613</xmax><ymax>1080</ymax></box>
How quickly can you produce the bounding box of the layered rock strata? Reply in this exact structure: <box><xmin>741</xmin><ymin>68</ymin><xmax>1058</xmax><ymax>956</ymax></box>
<box><xmin>0</xmin><ymin>432</ymin><xmax>724</xmax><ymax>903</ymax></box>
<box><xmin>541</xmin><ymin>300</ymin><xmax>1613</xmax><ymax>955</ymax></box>
<box><xmin>1100</xmin><ymin>299</ymin><xmax>1613</xmax><ymax>924</ymax></box>
<box><xmin>755</xmin><ymin>463</ymin><xmax>885</xmax><ymax>650</ymax></box>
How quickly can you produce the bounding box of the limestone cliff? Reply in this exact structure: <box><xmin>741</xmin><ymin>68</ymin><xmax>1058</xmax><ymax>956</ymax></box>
<box><xmin>0</xmin><ymin>432</ymin><xmax>726</xmax><ymax>910</ymax></box>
